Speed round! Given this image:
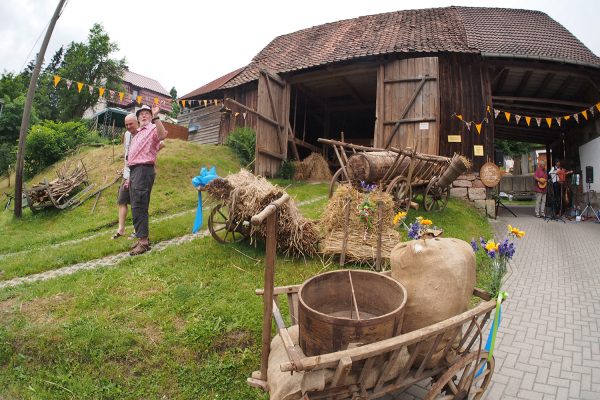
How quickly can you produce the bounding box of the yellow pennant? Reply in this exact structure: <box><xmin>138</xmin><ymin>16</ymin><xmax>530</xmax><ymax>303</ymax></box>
<box><xmin>504</xmin><ymin>112</ymin><xmax>511</xmax><ymax>122</ymax></box>
<box><xmin>234</xmin><ymin>112</ymin><xmax>240</xmax><ymax>117</ymax></box>
<box><xmin>135</xmin><ymin>95</ymin><xmax>141</xmax><ymax>104</ymax></box>
<box><xmin>475</xmin><ymin>123</ymin><xmax>482</xmax><ymax>134</ymax></box>
<box><xmin>545</xmin><ymin>118</ymin><xmax>552</xmax><ymax>128</ymax></box>
<box><xmin>596</xmin><ymin>102</ymin><xmax>600</xmax><ymax>112</ymax></box>
<box><xmin>486</xmin><ymin>105</ymin><xmax>491</xmax><ymax>114</ymax></box>
<box><xmin>182</xmin><ymin>100</ymin><xmax>187</xmax><ymax>108</ymax></box>
<box><xmin>99</xmin><ymin>87</ymin><xmax>105</xmax><ymax>97</ymax></box>
<box><xmin>214</xmin><ymin>99</ymin><xmax>218</xmax><ymax>105</ymax></box>
<box><xmin>564</xmin><ymin>115</ymin><xmax>571</xmax><ymax>121</ymax></box>
<box><xmin>582</xmin><ymin>110</ymin><xmax>588</xmax><ymax>120</ymax></box>
<box><xmin>53</xmin><ymin>75</ymin><xmax>61</xmax><ymax>87</ymax></box>
<box><xmin>77</xmin><ymin>82</ymin><xmax>84</xmax><ymax>93</ymax></box>
<box><xmin>456</xmin><ymin>114</ymin><xmax>463</xmax><ymax>120</ymax></box>
<box><xmin>525</xmin><ymin>116</ymin><xmax>531</xmax><ymax>126</ymax></box>
<box><xmin>203</xmin><ymin>99</ymin><xmax>207</xmax><ymax>107</ymax></box>
<box><xmin>118</xmin><ymin>92</ymin><xmax>124</xmax><ymax>102</ymax></box>
<box><xmin>154</xmin><ymin>97</ymin><xmax>159</xmax><ymax>105</ymax></box>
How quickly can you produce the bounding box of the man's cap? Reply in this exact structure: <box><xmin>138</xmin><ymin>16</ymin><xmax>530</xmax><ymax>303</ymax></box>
<box><xmin>136</xmin><ymin>105</ymin><xmax>152</xmax><ymax>118</ymax></box>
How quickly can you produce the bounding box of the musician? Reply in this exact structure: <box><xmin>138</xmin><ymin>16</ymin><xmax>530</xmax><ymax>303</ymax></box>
<box><xmin>533</xmin><ymin>162</ymin><xmax>548</xmax><ymax>218</ymax></box>
<box><xmin>549</xmin><ymin>160</ymin><xmax>573</xmax><ymax>215</ymax></box>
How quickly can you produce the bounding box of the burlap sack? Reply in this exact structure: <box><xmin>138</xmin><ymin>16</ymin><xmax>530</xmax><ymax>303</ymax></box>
<box><xmin>390</xmin><ymin>237</ymin><xmax>476</xmax><ymax>368</ymax></box>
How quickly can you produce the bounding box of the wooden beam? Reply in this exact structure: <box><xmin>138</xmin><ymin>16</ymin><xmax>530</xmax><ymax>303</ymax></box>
<box><xmin>291</xmin><ymin>136</ymin><xmax>320</xmax><ymax>153</ymax></box>
<box><xmin>492</xmin><ymin>96</ymin><xmax>591</xmax><ymax>108</ymax></box>
<box><xmin>384</xmin><ymin>76</ymin><xmax>437</xmax><ymax>84</ymax></box>
<box><xmin>224</xmin><ymin>98</ymin><xmax>282</xmax><ymax>129</ymax></box>
<box><xmin>492</xmin><ymin>68</ymin><xmax>509</xmax><ymax>93</ymax></box>
<box><xmin>492</xmin><ymin>102</ymin><xmax>581</xmax><ymax>116</ymax></box>
<box><xmin>383</xmin><ymin>117</ymin><xmax>436</xmax><ymax>125</ymax></box>
<box><xmin>257</xmin><ymin>147</ymin><xmax>286</xmax><ymax>160</ymax></box>
<box><xmin>259</xmin><ymin>69</ymin><xmax>285</xmax><ymax>87</ymax></box>
<box><xmin>262</xmin><ymin>71</ymin><xmax>286</xmax><ymax>154</ymax></box>
<box><xmin>288</xmin><ymin>63</ymin><xmax>377</xmax><ymax>85</ymax></box>
<box><xmin>513</xmin><ymin>70</ymin><xmax>532</xmax><ymax>97</ymax></box>
<box><xmin>551</xmin><ymin>75</ymin><xmax>572</xmax><ymax>99</ymax></box>
<box><xmin>287</xmin><ymin>123</ymin><xmax>301</xmax><ymax>160</ymax></box>
<box><xmin>532</xmin><ymin>72</ymin><xmax>555</xmax><ymax>97</ymax></box>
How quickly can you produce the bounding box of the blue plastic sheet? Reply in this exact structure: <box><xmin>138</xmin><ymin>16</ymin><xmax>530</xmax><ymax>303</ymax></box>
<box><xmin>191</xmin><ymin>166</ymin><xmax>218</xmax><ymax>233</ymax></box>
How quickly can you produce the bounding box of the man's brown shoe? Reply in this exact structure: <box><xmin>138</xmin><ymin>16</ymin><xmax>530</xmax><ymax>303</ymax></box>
<box><xmin>129</xmin><ymin>242</ymin><xmax>151</xmax><ymax>256</ymax></box>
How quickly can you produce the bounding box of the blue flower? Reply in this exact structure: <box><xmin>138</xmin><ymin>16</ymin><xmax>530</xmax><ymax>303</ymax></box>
<box><xmin>470</xmin><ymin>238</ymin><xmax>479</xmax><ymax>252</ymax></box>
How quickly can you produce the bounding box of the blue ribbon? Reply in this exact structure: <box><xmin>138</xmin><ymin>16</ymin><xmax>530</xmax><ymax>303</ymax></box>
<box><xmin>191</xmin><ymin>166</ymin><xmax>218</xmax><ymax>233</ymax></box>
<box><xmin>475</xmin><ymin>292</ymin><xmax>507</xmax><ymax>378</ymax></box>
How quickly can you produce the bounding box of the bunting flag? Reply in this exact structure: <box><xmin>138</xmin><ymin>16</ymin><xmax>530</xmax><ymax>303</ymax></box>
<box><xmin>475</xmin><ymin>123</ymin><xmax>483</xmax><ymax>135</ymax></box>
<box><xmin>203</xmin><ymin>99</ymin><xmax>208</xmax><ymax>107</ymax></box>
<box><xmin>99</xmin><ymin>87</ymin><xmax>105</xmax><ymax>97</ymax></box>
<box><xmin>242</xmin><ymin>112</ymin><xmax>247</xmax><ymax>120</ymax></box>
<box><xmin>109</xmin><ymin>89</ymin><xmax>115</xmax><ymax>99</ymax></box>
<box><xmin>465</xmin><ymin>122</ymin><xmax>472</xmax><ymax>131</ymax></box>
<box><xmin>574</xmin><ymin>114</ymin><xmax>579</xmax><ymax>123</ymax></box>
<box><xmin>154</xmin><ymin>97</ymin><xmax>159</xmax><ymax>105</ymax></box>
<box><xmin>535</xmin><ymin>117</ymin><xmax>542</xmax><ymax>127</ymax></box>
<box><xmin>76</xmin><ymin>82</ymin><xmax>84</xmax><ymax>93</ymax></box>
<box><xmin>555</xmin><ymin>117</ymin><xmax>561</xmax><ymax>127</ymax></box>
<box><xmin>525</xmin><ymin>116</ymin><xmax>531</xmax><ymax>126</ymax></box>
<box><xmin>494</xmin><ymin>108</ymin><xmax>501</xmax><ymax>119</ymax></box>
<box><xmin>590</xmin><ymin>106</ymin><xmax>595</xmax><ymax>116</ymax></box>
<box><xmin>135</xmin><ymin>94</ymin><xmax>141</xmax><ymax>104</ymax></box>
<box><xmin>234</xmin><ymin>112</ymin><xmax>240</xmax><ymax>117</ymax></box>
<box><xmin>515</xmin><ymin>115</ymin><xmax>521</xmax><ymax>125</ymax></box>
<box><xmin>545</xmin><ymin>117</ymin><xmax>552</xmax><ymax>128</ymax></box>
<box><xmin>119</xmin><ymin>92</ymin><xmax>125</xmax><ymax>102</ymax></box>
<box><xmin>564</xmin><ymin>115</ymin><xmax>571</xmax><ymax>121</ymax></box>
<box><xmin>88</xmin><ymin>85</ymin><xmax>93</xmax><ymax>95</ymax></box>
<box><xmin>53</xmin><ymin>75</ymin><xmax>61</xmax><ymax>87</ymax></box>
<box><xmin>504</xmin><ymin>111</ymin><xmax>511</xmax><ymax>122</ymax></box>
<box><xmin>66</xmin><ymin>80</ymin><xmax>72</xmax><ymax>90</ymax></box>
<box><xmin>582</xmin><ymin>110</ymin><xmax>588</xmax><ymax>120</ymax></box>
<box><xmin>596</xmin><ymin>102</ymin><xmax>600</xmax><ymax>113</ymax></box>
<box><xmin>456</xmin><ymin>114</ymin><xmax>463</xmax><ymax>120</ymax></box>
<box><xmin>486</xmin><ymin>105</ymin><xmax>491</xmax><ymax>114</ymax></box>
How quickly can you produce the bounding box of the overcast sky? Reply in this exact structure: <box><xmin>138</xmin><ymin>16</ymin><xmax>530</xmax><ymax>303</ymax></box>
<box><xmin>1</xmin><ymin>0</ymin><xmax>598</xmax><ymax>97</ymax></box>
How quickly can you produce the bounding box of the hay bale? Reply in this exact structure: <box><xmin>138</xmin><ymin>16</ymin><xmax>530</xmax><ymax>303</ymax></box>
<box><xmin>205</xmin><ymin>169</ymin><xmax>319</xmax><ymax>258</ymax></box>
<box><xmin>293</xmin><ymin>153</ymin><xmax>332</xmax><ymax>182</ymax></box>
<box><xmin>320</xmin><ymin>184</ymin><xmax>399</xmax><ymax>263</ymax></box>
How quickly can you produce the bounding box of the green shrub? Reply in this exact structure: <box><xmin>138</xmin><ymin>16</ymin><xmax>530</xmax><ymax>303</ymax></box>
<box><xmin>278</xmin><ymin>159</ymin><xmax>296</xmax><ymax>179</ymax></box>
<box><xmin>25</xmin><ymin>120</ymin><xmax>98</xmax><ymax>177</ymax></box>
<box><xmin>0</xmin><ymin>142</ymin><xmax>15</xmax><ymax>177</ymax></box>
<box><xmin>225</xmin><ymin>127</ymin><xmax>255</xmax><ymax>168</ymax></box>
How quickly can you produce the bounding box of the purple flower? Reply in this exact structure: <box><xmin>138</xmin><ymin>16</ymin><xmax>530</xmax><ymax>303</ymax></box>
<box><xmin>408</xmin><ymin>222</ymin><xmax>421</xmax><ymax>240</ymax></box>
<box><xmin>480</xmin><ymin>237</ymin><xmax>486</xmax><ymax>247</ymax></box>
<box><xmin>470</xmin><ymin>238</ymin><xmax>479</xmax><ymax>252</ymax></box>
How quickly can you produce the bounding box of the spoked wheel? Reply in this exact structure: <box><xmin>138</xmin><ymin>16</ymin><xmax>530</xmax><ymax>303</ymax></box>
<box><xmin>423</xmin><ymin>177</ymin><xmax>450</xmax><ymax>211</ymax></box>
<box><xmin>385</xmin><ymin>176</ymin><xmax>411</xmax><ymax>209</ymax></box>
<box><xmin>425</xmin><ymin>352</ymin><xmax>494</xmax><ymax>400</ymax></box>
<box><xmin>208</xmin><ymin>203</ymin><xmax>250</xmax><ymax>244</ymax></box>
<box><xmin>329</xmin><ymin>168</ymin><xmax>347</xmax><ymax>198</ymax></box>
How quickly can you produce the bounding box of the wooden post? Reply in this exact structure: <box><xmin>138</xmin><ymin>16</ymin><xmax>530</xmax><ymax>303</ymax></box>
<box><xmin>14</xmin><ymin>0</ymin><xmax>67</xmax><ymax>217</ymax></box>
<box><xmin>375</xmin><ymin>201</ymin><xmax>383</xmax><ymax>271</ymax></box>
<box><xmin>340</xmin><ymin>197</ymin><xmax>351</xmax><ymax>266</ymax></box>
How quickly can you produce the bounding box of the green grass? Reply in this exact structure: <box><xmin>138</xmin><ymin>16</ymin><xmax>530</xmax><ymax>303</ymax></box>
<box><xmin>0</xmin><ymin>145</ymin><xmax>497</xmax><ymax>399</ymax></box>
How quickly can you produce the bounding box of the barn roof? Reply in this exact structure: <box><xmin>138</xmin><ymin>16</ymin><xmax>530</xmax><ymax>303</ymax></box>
<box><xmin>220</xmin><ymin>6</ymin><xmax>600</xmax><ymax>89</ymax></box>
<box><xmin>123</xmin><ymin>70</ymin><xmax>170</xmax><ymax>96</ymax></box>
<box><xmin>180</xmin><ymin>67</ymin><xmax>244</xmax><ymax>99</ymax></box>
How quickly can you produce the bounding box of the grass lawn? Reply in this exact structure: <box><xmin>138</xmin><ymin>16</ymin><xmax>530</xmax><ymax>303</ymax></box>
<box><xmin>0</xmin><ymin>142</ymin><xmax>496</xmax><ymax>399</ymax></box>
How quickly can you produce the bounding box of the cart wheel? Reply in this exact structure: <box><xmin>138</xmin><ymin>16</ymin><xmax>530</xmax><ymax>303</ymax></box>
<box><xmin>386</xmin><ymin>176</ymin><xmax>411</xmax><ymax>209</ymax></box>
<box><xmin>425</xmin><ymin>352</ymin><xmax>494</xmax><ymax>400</ymax></box>
<box><xmin>424</xmin><ymin>177</ymin><xmax>450</xmax><ymax>211</ymax></box>
<box><xmin>329</xmin><ymin>168</ymin><xmax>346</xmax><ymax>198</ymax></box>
<box><xmin>208</xmin><ymin>203</ymin><xmax>250</xmax><ymax>244</ymax></box>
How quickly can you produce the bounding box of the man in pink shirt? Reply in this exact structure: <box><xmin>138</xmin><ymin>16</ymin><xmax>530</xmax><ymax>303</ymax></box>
<box><xmin>533</xmin><ymin>161</ymin><xmax>548</xmax><ymax>218</ymax></box>
<box><xmin>128</xmin><ymin>104</ymin><xmax>167</xmax><ymax>255</ymax></box>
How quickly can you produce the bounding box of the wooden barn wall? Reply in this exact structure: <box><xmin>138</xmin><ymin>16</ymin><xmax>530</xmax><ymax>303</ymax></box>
<box><xmin>376</xmin><ymin>57</ymin><xmax>439</xmax><ymax>154</ymax></box>
<box><xmin>220</xmin><ymin>83</ymin><xmax>259</xmax><ymax>143</ymax></box>
<box><xmin>438</xmin><ymin>54</ymin><xmax>494</xmax><ymax>172</ymax></box>
<box><xmin>177</xmin><ymin>104</ymin><xmax>221</xmax><ymax>144</ymax></box>
<box><xmin>162</xmin><ymin>121</ymin><xmax>188</xmax><ymax>141</ymax></box>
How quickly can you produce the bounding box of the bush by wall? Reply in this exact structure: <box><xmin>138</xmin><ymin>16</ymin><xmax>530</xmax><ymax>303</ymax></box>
<box><xmin>225</xmin><ymin>127</ymin><xmax>256</xmax><ymax>169</ymax></box>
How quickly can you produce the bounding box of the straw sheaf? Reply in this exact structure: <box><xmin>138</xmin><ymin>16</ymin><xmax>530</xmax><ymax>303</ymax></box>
<box><xmin>321</xmin><ymin>229</ymin><xmax>401</xmax><ymax>264</ymax></box>
<box><xmin>293</xmin><ymin>152</ymin><xmax>333</xmax><ymax>181</ymax></box>
<box><xmin>205</xmin><ymin>169</ymin><xmax>319</xmax><ymax>258</ymax></box>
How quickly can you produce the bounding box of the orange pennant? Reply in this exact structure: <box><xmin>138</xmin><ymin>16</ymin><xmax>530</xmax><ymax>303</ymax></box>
<box><xmin>53</xmin><ymin>75</ymin><xmax>61</xmax><ymax>87</ymax></box>
<box><xmin>456</xmin><ymin>114</ymin><xmax>463</xmax><ymax>120</ymax></box>
<box><xmin>475</xmin><ymin>123</ymin><xmax>482</xmax><ymax>135</ymax></box>
<box><xmin>596</xmin><ymin>102</ymin><xmax>600</xmax><ymax>112</ymax></box>
<box><xmin>117</xmin><ymin>92</ymin><xmax>123</xmax><ymax>102</ymax></box>
<box><xmin>486</xmin><ymin>105</ymin><xmax>491</xmax><ymax>114</ymax></box>
<box><xmin>545</xmin><ymin>118</ymin><xmax>552</xmax><ymax>128</ymax></box>
<box><xmin>154</xmin><ymin>97</ymin><xmax>159</xmax><ymax>105</ymax></box>
<box><xmin>504</xmin><ymin>112</ymin><xmax>511</xmax><ymax>122</ymax></box>
<box><xmin>76</xmin><ymin>82</ymin><xmax>84</xmax><ymax>93</ymax></box>
<box><xmin>582</xmin><ymin>110</ymin><xmax>588</xmax><ymax>120</ymax></box>
<box><xmin>99</xmin><ymin>87</ymin><xmax>105</xmax><ymax>97</ymax></box>
<box><xmin>564</xmin><ymin>115</ymin><xmax>571</xmax><ymax>121</ymax></box>
<box><xmin>525</xmin><ymin>116</ymin><xmax>531</xmax><ymax>126</ymax></box>
<box><xmin>136</xmin><ymin>95</ymin><xmax>141</xmax><ymax>104</ymax></box>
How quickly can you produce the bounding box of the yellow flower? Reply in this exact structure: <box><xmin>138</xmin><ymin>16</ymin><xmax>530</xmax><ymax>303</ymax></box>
<box><xmin>393</xmin><ymin>211</ymin><xmax>407</xmax><ymax>225</ymax></box>
<box><xmin>508</xmin><ymin>225</ymin><xmax>525</xmax><ymax>238</ymax></box>
<box><xmin>421</xmin><ymin>219</ymin><xmax>433</xmax><ymax>225</ymax></box>
<box><xmin>485</xmin><ymin>240</ymin><xmax>498</xmax><ymax>252</ymax></box>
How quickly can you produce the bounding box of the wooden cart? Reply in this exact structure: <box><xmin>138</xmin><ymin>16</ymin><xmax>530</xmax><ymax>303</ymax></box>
<box><xmin>318</xmin><ymin>138</ymin><xmax>453</xmax><ymax>211</ymax></box>
<box><xmin>248</xmin><ymin>196</ymin><xmax>499</xmax><ymax>399</ymax></box>
<box><xmin>205</xmin><ymin>198</ymin><xmax>252</xmax><ymax>244</ymax></box>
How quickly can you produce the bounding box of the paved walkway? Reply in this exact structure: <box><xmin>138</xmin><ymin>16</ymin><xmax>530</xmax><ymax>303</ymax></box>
<box><xmin>484</xmin><ymin>205</ymin><xmax>600</xmax><ymax>400</ymax></box>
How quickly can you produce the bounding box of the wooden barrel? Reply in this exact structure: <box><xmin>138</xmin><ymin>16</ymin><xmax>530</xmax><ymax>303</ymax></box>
<box><xmin>436</xmin><ymin>154</ymin><xmax>470</xmax><ymax>188</ymax></box>
<box><xmin>347</xmin><ymin>151</ymin><xmax>409</xmax><ymax>182</ymax></box>
<box><xmin>298</xmin><ymin>269</ymin><xmax>407</xmax><ymax>357</ymax></box>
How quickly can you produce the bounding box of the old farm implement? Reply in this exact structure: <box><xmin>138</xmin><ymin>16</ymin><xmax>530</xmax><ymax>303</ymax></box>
<box><xmin>319</xmin><ymin>138</ymin><xmax>468</xmax><ymax>211</ymax></box>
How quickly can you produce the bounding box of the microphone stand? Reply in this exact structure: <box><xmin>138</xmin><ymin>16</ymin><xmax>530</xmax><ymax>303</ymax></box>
<box><xmin>580</xmin><ymin>182</ymin><xmax>600</xmax><ymax>223</ymax></box>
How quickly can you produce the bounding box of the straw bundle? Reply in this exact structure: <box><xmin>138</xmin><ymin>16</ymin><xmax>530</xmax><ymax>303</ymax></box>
<box><xmin>293</xmin><ymin>153</ymin><xmax>332</xmax><ymax>181</ymax></box>
<box><xmin>205</xmin><ymin>169</ymin><xmax>320</xmax><ymax>258</ymax></box>
<box><xmin>320</xmin><ymin>184</ymin><xmax>400</xmax><ymax>263</ymax></box>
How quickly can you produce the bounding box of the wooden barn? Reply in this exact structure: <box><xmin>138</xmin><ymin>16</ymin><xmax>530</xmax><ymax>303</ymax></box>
<box><xmin>179</xmin><ymin>6</ymin><xmax>600</xmax><ymax>178</ymax></box>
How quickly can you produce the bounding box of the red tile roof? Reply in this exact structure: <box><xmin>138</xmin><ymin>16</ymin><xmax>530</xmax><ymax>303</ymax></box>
<box><xmin>123</xmin><ymin>70</ymin><xmax>170</xmax><ymax>96</ymax></box>
<box><xmin>180</xmin><ymin>68</ymin><xmax>243</xmax><ymax>99</ymax></box>
<box><xmin>219</xmin><ymin>6</ymin><xmax>599</xmax><ymax>89</ymax></box>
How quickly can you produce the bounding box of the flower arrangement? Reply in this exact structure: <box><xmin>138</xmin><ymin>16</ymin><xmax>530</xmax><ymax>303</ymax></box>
<box><xmin>357</xmin><ymin>197</ymin><xmax>375</xmax><ymax>230</ymax></box>
<box><xmin>405</xmin><ymin>216</ymin><xmax>438</xmax><ymax>240</ymax></box>
<box><xmin>359</xmin><ymin>181</ymin><xmax>377</xmax><ymax>193</ymax></box>
<box><xmin>471</xmin><ymin>224</ymin><xmax>525</xmax><ymax>296</ymax></box>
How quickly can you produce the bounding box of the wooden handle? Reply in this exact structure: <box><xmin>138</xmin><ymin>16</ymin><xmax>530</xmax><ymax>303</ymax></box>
<box><xmin>251</xmin><ymin>194</ymin><xmax>290</xmax><ymax>225</ymax></box>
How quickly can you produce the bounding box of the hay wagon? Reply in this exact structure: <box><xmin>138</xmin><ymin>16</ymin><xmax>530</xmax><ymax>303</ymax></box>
<box><xmin>248</xmin><ymin>196</ymin><xmax>499</xmax><ymax>399</ymax></box>
<box><xmin>319</xmin><ymin>138</ymin><xmax>466</xmax><ymax>211</ymax></box>
<box><xmin>205</xmin><ymin>197</ymin><xmax>251</xmax><ymax>244</ymax></box>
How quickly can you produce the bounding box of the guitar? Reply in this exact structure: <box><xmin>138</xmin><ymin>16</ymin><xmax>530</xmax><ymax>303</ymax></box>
<box><xmin>537</xmin><ymin>177</ymin><xmax>547</xmax><ymax>189</ymax></box>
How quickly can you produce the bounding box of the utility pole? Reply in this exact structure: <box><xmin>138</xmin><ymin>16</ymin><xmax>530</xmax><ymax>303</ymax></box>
<box><xmin>14</xmin><ymin>0</ymin><xmax>67</xmax><ymax>217</ymax></box>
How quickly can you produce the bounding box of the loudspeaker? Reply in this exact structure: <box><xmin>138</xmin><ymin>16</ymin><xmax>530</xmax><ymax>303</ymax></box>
<box><xmin>586</xmin><ymin>166</ymin><xmax>594</xmax><ymax>184</ymax></box>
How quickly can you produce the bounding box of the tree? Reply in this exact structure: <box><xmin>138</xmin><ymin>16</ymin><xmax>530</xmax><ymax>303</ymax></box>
<box><xmin>495</xmin><ymin>140</ymin><xmax>533</xmax><ymax>175</ymax></box>
<box><xmin>0</xmin><ymin>95</ymin><xmax>39</xmax><ymax>144</ymax></box>
<box><xmin>54</xmin><ymin>23</ymin><xmax>127</xmax><ymax>121</ymax></box>
<box><xmin>169</xmin><ymin>86</ymin><xmax>181</xmax><ymax>118</ymax></box>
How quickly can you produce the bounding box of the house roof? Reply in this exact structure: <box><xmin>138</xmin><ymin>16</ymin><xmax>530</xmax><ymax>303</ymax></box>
<box><xmin>180</xmin><ymin>67</ymin><xmax>244</xmax><ymax>99</ymax></box>
<box><xmin>220</xmin><ymin>6</ymin><xmax>600</xmax><ymax>89</ymax></box>
<box><xmin>123</xmin><ymin>70</ymin><xmax>170</xmax><ymax>96</ymax></box>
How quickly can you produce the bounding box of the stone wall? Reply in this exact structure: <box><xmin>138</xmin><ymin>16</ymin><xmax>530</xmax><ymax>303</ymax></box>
<box><xmin>449</xmin><ymin>173</ymin><xmax>496</xmax><ymax>217</ymax></box>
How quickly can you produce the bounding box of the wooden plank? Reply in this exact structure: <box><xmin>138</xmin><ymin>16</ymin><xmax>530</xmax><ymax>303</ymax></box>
<box><xmin>382</xmin><ymin>117</ymin><xmax>436</xmax><ymax>125</ymax></box>
<box><xmin>384</xmin><ymin>76</ymin><xmax>437</xmax><ymax>84</ymax></box>
<box><xmin>258</xmin><ymin>147</ymin><xmax>286</xmax><ymax>160</ymax></box>
<box><xmin>384</xmin><ymin>76</ymin><xmax>429</xmax><ymax>149</ymax></box>
<box><xmin>255</xmin><ymin>284</ymin><xmax>300</xmax><ymax>296</ymax></box>
<box><xmin>262</xmin><ymin>71</ymin><xmax>286</xmax><ymax>154</ymax></box>
<box><xmin>331</xmin><ymin>357</ymin><xmax>352</xmax><ymax>387</ymax></box>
